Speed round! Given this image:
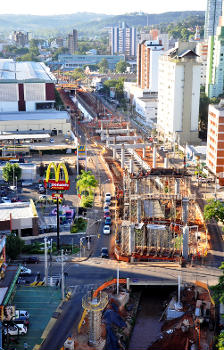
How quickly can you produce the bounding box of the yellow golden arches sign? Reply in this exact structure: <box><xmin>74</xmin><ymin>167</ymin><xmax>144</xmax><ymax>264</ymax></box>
<box><xmin>45</xmin><ymin>162</ymin><xmax>69</xmax><ymax>183</ymax></box>
<box><xmin>44</xmin><ymin>162</ymin><xmax>70</xmax><ymax>191</ymax></box>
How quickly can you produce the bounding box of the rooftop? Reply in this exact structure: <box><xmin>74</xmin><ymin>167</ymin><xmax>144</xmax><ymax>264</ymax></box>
<box><xmin>0</xmin><ymin>59</ymin><xmax>56</xmax><ymax>83</ymax></box>
<box><xmin>0</xmin><ymin>110</ymin><xmax>70</xmax><ymax>121</ymax></box>
<box><xmin>0</xmin><ymin>201</ymin><xmax>36</xmax><ymax>221</ymax></box>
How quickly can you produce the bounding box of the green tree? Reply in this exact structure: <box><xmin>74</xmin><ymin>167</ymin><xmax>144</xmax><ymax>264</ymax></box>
<box><xmin>6</xmin><ymin>233</ymin><xmax>24</xmax><ymax>260</ymax></box>
<box><xmin>98</xmin><ymin>58</ymin><xmax>109</xmax><ymax>73</ymax></box>
<box><xmin>71</xmin><ymin>68</ymin><xmax>85</xmax><ymax>80</ymax></box>
<box><xmin>115</xmin><ymin>60</ymin><xmax>128</xmax><ymax>73</ymax></box>
<box><xmin>76</xmin><ymin>170</ymin><xmax>98</xmax><ymax>196</ymax></box>
<box><xmin>2</xmin><ymin>163</ymin><xmax>22</xmax><ymax>184</ymax></box>
<box><xmin>103</xmin><ymin>78</ymin><xmax>125</xmax><ymax>101</ymax></box>
<box><xmin>52</xmin><ymin>47</ymin><xmax>68</xmax><ymax>60</ymax></box>
<box><xmin>204</xmin><ymin>199</ymin><xmax>224</xmax><ymax>224</ymax></box>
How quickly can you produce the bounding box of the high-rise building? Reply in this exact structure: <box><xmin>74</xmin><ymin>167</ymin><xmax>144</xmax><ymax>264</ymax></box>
<box><xmin>206</xmin><ymin>102</ymin><xmax>224</xmax><ymax>181</ymax></box>
<box><xmin>206</xmin><ymin>8</ymin><xmax>224</xmax><ymax>98</ymax></box>
<box><xmin>12</xmin><ymin>31</ymin><xmax>29</xmax><ymax>47</ymax></box>
<box><xmin>157</xmin><ymin>42</ymin><xmax>200</xmax><ymax>145</ymax></box>
<box><xmin>137</xmin><ymin>40</ymin><xmax>164</xmax><ymax>92</ymax></box>
<box><xmin>109</xmin><ymin>22</ymin><xmax>136</xmax><ymax>57</ymax></box>
<box><xmin>204</xmin><ymin>0</ymin><xmax>222</xmax><ymax>39</ymax></box>
<box><xmin>67</xmin><ymin>29</ymin><xmax>78</xmax><ymax>55</ymax></box>
<box><xmin>196</xmin><ymin>41</ymin><xmax>208</xmax><ymax>86</ymax></box>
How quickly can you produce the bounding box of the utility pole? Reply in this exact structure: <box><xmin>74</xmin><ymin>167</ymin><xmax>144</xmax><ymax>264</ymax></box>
<box><xmin>61</xmin><ymin>249</ymin><xmax>65</xmax><ymax>300</ymax></box>
<box><xmin>77</xmin><ymin>145</ymin><xmax>79</xmax><ymax>176</ymax></box>
<box><xmin>44</xmin><ymin>237</ymin><xmax>48</xmax><ymax>286</ymax></box>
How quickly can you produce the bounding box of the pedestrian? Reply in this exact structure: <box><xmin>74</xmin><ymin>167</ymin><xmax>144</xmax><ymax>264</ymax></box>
<box><xmin>24</xmin><ymin>342</ymin><xmax>28</xmax><ymax>350</ymax></box>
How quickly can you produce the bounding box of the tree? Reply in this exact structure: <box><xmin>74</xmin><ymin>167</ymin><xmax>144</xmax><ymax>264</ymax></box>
<box><xmin>98</xmin><ymin>58</ymin><xmax>109</xmax><ymax>73</ymax></box>
<box><xmin>211</xmin><ymin>262</ymin><xmax>224</xmax><ymax>350</ymax></box>
<box><xmin>115</xmin><ymin>60</ymin><xmax>128</xmax><ymax>73</ymax></box>
<box><xmin>204</xmin><ymin>199</ymin><xmax>224</xmax><ymax>224</ymax></box>
<box><xmin>76</xmin><ymin>170</ymin><xmax>98</xmax><ymax>196</ymax></box>
<box><xmin>2</xmin><ymin>163</ymin><xmax>22</xmax><ymax>184</ymax></box>
<box><xmin>71</xmin><ymin>68</ymin><xmax>85</xmax><ymax>80</ymax></box>
<box><xmin>6</xmin><ymin>233</ymin><xmax>24</xmax><ymax>260</ymax></box>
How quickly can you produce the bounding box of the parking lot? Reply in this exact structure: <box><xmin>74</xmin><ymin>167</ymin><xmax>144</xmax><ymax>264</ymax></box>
<box><xmin>6</xmin><ymin>286</ymin><xmax>61</xmax><ymax>350</ymax></box>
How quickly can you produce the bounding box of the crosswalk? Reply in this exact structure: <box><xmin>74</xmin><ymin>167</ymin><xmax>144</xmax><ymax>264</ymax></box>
<box><xmin>44</xmin><ymin>275</ymin><xmax>99</xmax><ymax>294</ymax></box>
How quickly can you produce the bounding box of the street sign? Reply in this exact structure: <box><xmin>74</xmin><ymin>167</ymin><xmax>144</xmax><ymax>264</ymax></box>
<box><xmin>78</xmin><ymin>145</ymin><xmax>86</xmax><ymax>155</ymax></box>
<box><xmin>44</xmin><ymin>179</ymin><xmax>70</xmax><ymax>191</ymax></box>
<box><xmin>52</xmin><ymin>193</ymin><xmax>63</xmax><ymax>199</ymax></box>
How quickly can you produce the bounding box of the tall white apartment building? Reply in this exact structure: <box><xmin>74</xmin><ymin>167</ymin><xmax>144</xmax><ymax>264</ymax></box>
<box><xmin>157</xmin><ymin>42</ymin><xmax>201</xmax><ymax>145</ymax></box>
<box><xmin>206</xmin><ymin>11</ymin><xmax>224</xmax><ymax>98</ymax></box>
<box><xmin>204</xmin><ymin>0</ymin><xmax>222</xmax><ymax>39</ymax></box>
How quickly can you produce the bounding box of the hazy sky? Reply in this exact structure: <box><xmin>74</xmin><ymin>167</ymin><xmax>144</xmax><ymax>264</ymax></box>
<box><xmin>0</xmin><ymin>0</ymin><xmax>206</xmax><ymax>16</ymax></box>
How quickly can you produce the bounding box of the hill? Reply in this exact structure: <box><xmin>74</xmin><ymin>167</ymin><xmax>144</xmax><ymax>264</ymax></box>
<box><xmin>0</xmin><ymin>11</ymin><xmax>205</xmax><ymax>38</ymax></box>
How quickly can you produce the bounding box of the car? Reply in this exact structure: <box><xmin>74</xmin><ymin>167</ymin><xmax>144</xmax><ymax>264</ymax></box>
<box><xmin>105</xmin><ymin>217</ymin><xmax>112</xmax><ymax>225</ymax></box>
<box><xmin>39</xmin><ymin>187</ymin><xmax>46</xmax><ymax>194</ymax></box>
<box><xmin>101</xmin><ymin>247</ymin><xmax>109</xmax><ymax>258</ymax></box>
<box><xmin>104</xmin><ymin>206</ymin><xmax>110</xmax><ymax>212</ymax></box>
<box><xmin>105</xmin><ymin>192</ymin><xmax>111</xmax><ymax>201</ymax></box>
<box><xmin>104</xmin><ymin>211</ymin><xmax>110</xmax><ymax>218</ymax></box>
<box><xmin>9</xmin><ymin>185</ymin><xmax>17</xmax><ymax>191</ymax></box>
<box><xmin>2</xmin><ymin>197</ymin><xmax>11</xmax><ymax>203</ymax></box>
<box><xmin>103</xmin><ymin>225</ymin><xmax>111</xmax><ymax>235</ymax></box>
<box><xmin>3</xmin><ymin>323</ymin><xmax>27</xmax><ymax>336</ymax></box>
<box><xmin>39</xmin><ymin>195</ymin><xmax>51</xmax><ymax>202</ymax></box>
<box><xmin>14</xmin><ymin>310</ymin><xmax>30</xmax><ymax>320</ymax></box>
<box><xmin>23</xmin><ymin>256</ymin><xmax>40</xmax><ymax>264</ymax></box>
<box><xmin>20</xmin><ymin>266</ymin><xmax>31</xmax><ymax>276</ymax></box>
<box><xmin>49</xmin><ymin>138</ymin><xmax>55</xmax><ymax>143</ymax></box>
<box><xmin>12</xmin><ymin>318</ymin><xmax>29</xmax><ymax>327</ymax></box>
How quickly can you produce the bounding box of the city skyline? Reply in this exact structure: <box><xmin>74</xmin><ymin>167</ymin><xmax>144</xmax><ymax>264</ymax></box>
<box><xmin>0</xmin><ymin>0</ymin><xmax>206</xmax><ymax>16</ymax></box>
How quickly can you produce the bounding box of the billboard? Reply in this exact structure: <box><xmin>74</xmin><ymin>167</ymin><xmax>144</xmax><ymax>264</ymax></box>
<box><xmin>44</xmin><ymin>180</ymin><xmax>70</xmax><ymax>191</ymax></box>
<box><xmin>78</xmin><ymin>145</ymin><xmax>86</xmax><ymax>160</ymax></box>
<box><xmin>0</xmin><ymin>305</ymin><xmax>15</xmax><ymax>321</ymax></box>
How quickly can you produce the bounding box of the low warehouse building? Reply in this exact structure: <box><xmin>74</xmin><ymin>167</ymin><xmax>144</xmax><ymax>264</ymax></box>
<box><xmin>0</xmin><ymin>200</ymin><xmax>39</xmax><ymax>236</ymax></box>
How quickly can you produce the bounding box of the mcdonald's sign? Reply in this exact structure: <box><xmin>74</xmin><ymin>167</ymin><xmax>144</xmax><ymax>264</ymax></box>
<box><xmin>44</xmin><ymin>162</ymin><xmax>70</xmax><ymax>191</ymax></box>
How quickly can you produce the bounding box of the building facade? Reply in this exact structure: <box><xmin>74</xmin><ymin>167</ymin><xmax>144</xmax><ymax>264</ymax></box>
<box><xmin>157</xmin><ymin>42</ymin><xmax>200</xmax><ymax>145</ymax></box>
<box><xmin>206</xmin><ymin>18</ymin><xmax>224</xmax><ymax>98</ymax></box>
<box><xmin>196</xmin><ymin>40</ymin><xmax>208</xmax><ymax>86</ymax></box>
<box><xmin>206</xmin><ymin>103</ymin><xmax>224</xmax><ymax>179</ymax></box>
<box><xmin>67</xmin><ymin>29</ymin><xmax>78</xmax><ymax>55</ymax></box>
<box><xmin>0</xmin><ymin>60</ymin><xmax>56</xmax><ymax>113</ymax></box>
<box><xmin>137</xmin><ymin>40</ymin><xmax>164</xmax><ymax>92</ymax></box>
<box><xmin>58</xmin><ymin>54</ymin><xmax>125</xmax><ymax>71</ymax></box>
<box><xmin>204</xmin><ymin>0</ymin><xmax>223</xmax><ymax>39</ymax></box>
<box><xmin>109</xmin><ymin>22</ymin><xmax>137</xmax><ymax>57</ymax></box>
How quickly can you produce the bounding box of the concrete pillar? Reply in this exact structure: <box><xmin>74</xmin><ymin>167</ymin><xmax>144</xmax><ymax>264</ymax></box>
<box><xmin>175</xmin><ymin>178</ymin><xmax>180</xmax><ymax>195</ymax></box>
<box><xmin>164</xmin><ymin>155</ymin><xmax>168</xmax><ymax>168</ymax></box>
<box><xmin>182</xmin><ymin>225</ymin><xmax>189</xmax><ymax>260</ymax></box>
<box><xmin>153</xmin><ymin>146</ymin><xmax>156</xmax><ymax>168</ymax></box>
<box><xmin>129</xmin><ymin>158</ymin><xmax>134</xmax><ymax>173</ymax></box>
<box><xmin>129</xmin><ymin>225</ymin><xmax>135</xmax><ymax>255</ymax></box>
<box><xmin>113</xmin><ymin>148</ymin><xmax>116</xmax><ymax>159</ymax></box>
<box><xmin>143</xmin><ymin>147</ymin><xmax>146</xmax><ymax>158</ymax></box>
<box><xmin>137</xmin><ymin>199</ymin><xmax>141</xmax><ymax>222</ymax></box>
<box><xmin>136</xmin><ymin>179</ymin><xmax>139</xmax><ymax>194</ymax></box>
<box><xmin>121</xmin><ymin>144</ymin><xmax>125</xmax><ymax>169</ymax></box>
<box><xmin>182</xmin><ymin>197</ymin><xmax>189</xmax><ymax>224</ymax></box>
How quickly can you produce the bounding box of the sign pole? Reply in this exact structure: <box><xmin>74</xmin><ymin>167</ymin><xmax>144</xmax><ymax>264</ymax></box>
<box><xmin>57</xmin><ymin>196</ymin><xmax>60</xmax><ymax>252</ymax></box>
<box><xmin>77</xmin><ymin>145</ymin><xmax>79</xmax><ymax>176</ymax></box>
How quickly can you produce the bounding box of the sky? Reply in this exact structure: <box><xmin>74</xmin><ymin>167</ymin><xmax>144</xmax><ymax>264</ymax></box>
<box><xmin>0</xmin><ymin>0</ymin><xmax>206</xmax><ymax>16</ymax></box>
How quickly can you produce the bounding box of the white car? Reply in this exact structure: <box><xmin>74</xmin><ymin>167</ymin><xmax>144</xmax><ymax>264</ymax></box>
<box><xmin>103</xmin><ymin>225</ymin><xmax>111</xmax><ymax>235</ymax></box>
<box><xmin>3</xmin><ymin>323</ymin><xmax>27</xmax><ymax>336</ymax></box>
<box><xmin>20</xmin><ymin>266</ymin><xmax>31</xmax><ymax>276</ymax></box>
<box><xmin>2</xmin><ymin>197</ymin><xmax>11</xmax><ymax>203</ymax></box>
<box><xmin>105</xmin><ymin>193</ymin><xmax>111</xmax><ymax>201</ymax></box>
<box><xmin>50</xmin><ymin>138</ymin><xmax>55</xmax><ymax>143</ymax></box>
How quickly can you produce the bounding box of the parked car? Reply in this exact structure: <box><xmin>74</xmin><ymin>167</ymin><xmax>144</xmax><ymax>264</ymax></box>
<box><xmin>101</xmin><ymin>247</ymin><xmax>109</xmax><ymax>259</ymax></box>
<box><xmin>39</xmin><ymin>187</ymin><xmax>45</xmax><ymax>194</ymax></box>
<box><xmin>49</xmin><ymin>138</ymin><xmax>55</xmax><ymax>143</ymax></box>
<box><xmin>104</xmin><ymin>211</ymin><xmax>110</xmax><ymax>218</ymax></box>
<box><xmin>103</xmin><ymin>225</ymin><xmax>110</xmax><ymax>235</ymax></box>
<box><xmin>12</xmin><ymin>318</ymin><xmax>29</xmax><ymax>327</ymax></box>
<box><xmin>20</xmin><ymin>266</ymin><xmax>31</xmax><ymax>276</ymax></box>
<box><xmin>104</xmin><ymin>206</ymin><xmax>110</xmax><ymax>212</ymax></box>
<box><xmin>23</xmin><ymin>256</ymin><xmax>40</xmax><ymax>264</ymax></box>
<box><xmin>2</xmin><ymin>197</ymin><xmax>11</xmax><ymax>203</ymax></box>
<box><xmin>15</xmin><ymin>310</ymin><xmax>30</xmax><ymax>319</ymax></box>
<box><xmin>3</xmin><ymin>323</ymin><xmax>27</xmax><ymax>336</ymax></box>
<box><xmin>105</xmin><ymin>217</ymin><xmax>112</xmax><ymax>225</ymax></box>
